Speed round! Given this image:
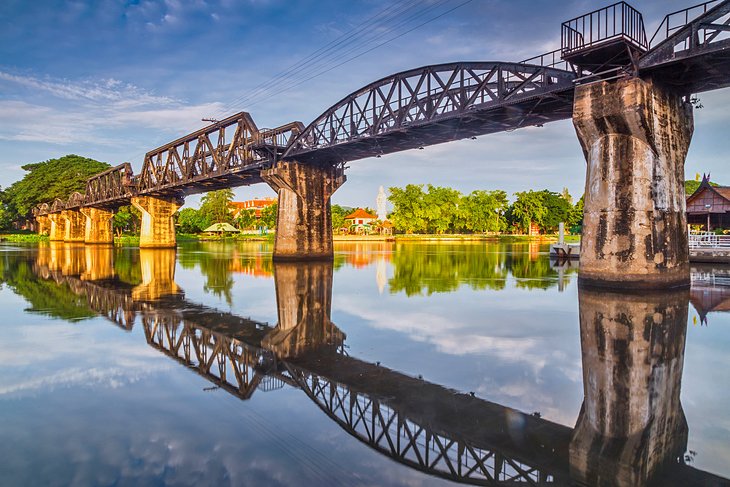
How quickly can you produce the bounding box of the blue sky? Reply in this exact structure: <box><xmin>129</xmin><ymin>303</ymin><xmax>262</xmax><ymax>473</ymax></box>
<box><xmin>1</xmin><ymin>0</ymin><xmax>728</xmax><ymax>209</ymax></box>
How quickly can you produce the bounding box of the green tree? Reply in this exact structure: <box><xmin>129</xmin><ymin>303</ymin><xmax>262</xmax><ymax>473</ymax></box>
<box><xmin>422</xmin><ymin>185</ymin><xmax>462</xmax><ymax>234</ymax></box>
<box><xmin>388</xmin><ymin>184</ymin><xmax>428</xmax><ymax>233</ymax></box>
<box><xmin>234</xmin><ymin>209</ymin><xmax>257</xmax><ymax>231</ymax></box>
<box><xmin>569</xmin><ymin>195</ymin><xmax>584</xmax><ymax>233</ymax></box>
<box><xmin>331</xmin><ymin>204</ymin><xmax>348</xmax><ymax>230</ymax></box>
<box><xmin>177</xmin><ymin>207</ymin><xmax>210</xmax><ymax>234</ymax></box>
<box><xmin>541</xmin><ymin>190</ymin><xmax>572</xmax><ymax>233</ymax></box>
<box><xmin>199</xmin><ymin>189</ymin><xmax>234</xmax><ymax>223</ymax></box>
<box><xmin>3</xmin><ymin>154</ymin><xmax>110</xmax><ymax>221</ymax></box>
<box><xmin>511</xmin><ymin>190</ymin><xmax>547</xmax><ymax>234</ymax></box>
<box><xmin>260</xmin><ymin>203</ymin><xmax>278</xmax><ymax>229</ymax></box>
<box><xmin>462</xmin><ymin>190</ymin><xmax>509</xmax><ymax>233</ymax></box>
<box><xmin>113</xmin><ymin>205</ymin><xmax>141</xmax><ymax>236</ymax></box>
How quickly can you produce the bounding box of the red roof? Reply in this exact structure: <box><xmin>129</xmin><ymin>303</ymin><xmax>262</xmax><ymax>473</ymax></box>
<box><xmin>345</xmin><ymin>208</ymin><xmax>377</xmax><ymax>220</ymax></box>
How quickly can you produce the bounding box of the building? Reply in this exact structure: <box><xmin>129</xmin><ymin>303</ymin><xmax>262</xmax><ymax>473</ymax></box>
<box><xmin>229</xmin><ymin>198</ymin><xmax>276</xmax><ymax>219</ymax></box>
<box><xmin>345</xmin><ymin>208</ymin><xmax>377</xmax><ymax>234</ymax></box>
<box><xmin>686</xmin><ymin>175</ymin><xmax>730</xmax><ymax>231</ymax></box>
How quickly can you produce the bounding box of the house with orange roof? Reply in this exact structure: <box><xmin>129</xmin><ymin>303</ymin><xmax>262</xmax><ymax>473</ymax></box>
<box><xmin>345</xmin><ymin>208</ymin><xmax>377</xmax><ymax>234</ymax></box>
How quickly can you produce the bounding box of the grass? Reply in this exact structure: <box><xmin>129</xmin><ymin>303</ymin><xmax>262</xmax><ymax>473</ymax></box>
<box><xmin>0</xmin><ymin>233</ymin><xmax>49</xmax><ymax>243</ymax></box>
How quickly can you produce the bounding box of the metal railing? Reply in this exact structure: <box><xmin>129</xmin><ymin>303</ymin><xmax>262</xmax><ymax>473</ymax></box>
<box><xmin>689</xmin><ymin>231</ymin><xmax>730</xmax><ymax>248</ymax></box>
<box><xmin>649</xmin><ymin>0</ymin><xmax>721</xmax><ymax>47</ymax></box>
<box><xmin>521</xmin><ymin>49</ymin><xmax>576</xmax><ymax>73</ymax></box>
<box><xmin>561</xmin><ymin>1</ymin><xmax>648</xmax><ymax>54</ymax></box>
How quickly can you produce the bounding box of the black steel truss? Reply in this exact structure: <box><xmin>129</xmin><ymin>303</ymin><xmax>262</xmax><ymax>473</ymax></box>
<box><xmin>283</xmin><ymin>62</ymin><xmax>577</xmax><ymax>163</ymax></box>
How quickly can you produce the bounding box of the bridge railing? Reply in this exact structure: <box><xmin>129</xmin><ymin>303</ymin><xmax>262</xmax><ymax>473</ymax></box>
<box><xmin>561</xmin><ymin>1</ymin><xmax>648</xmax><ymax>55</ymax></box>
<box><xmin>649</xmin><ymin>0</ymin><xmax>722</xmax><ymax>47</ymax></box>
<box><xmin>521</xmin><ymin>49</ymin><xmax>576</xmax><ymax>73</ymax></box>
<box><xmin>689</xmin><ymin>231</ymin><xmax>730</xmax><ymax>248</ymax></box>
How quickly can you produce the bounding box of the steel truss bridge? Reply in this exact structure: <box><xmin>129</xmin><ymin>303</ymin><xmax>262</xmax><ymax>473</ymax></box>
<box><xmin>34</xmin><ymin>0</ymin><xmax>730</xmax><ymax>217</ymax></box>
<box><xmin>26</xmin><ymin>252</ymin><xmax>729</xmax><ymax>486</ymax></box>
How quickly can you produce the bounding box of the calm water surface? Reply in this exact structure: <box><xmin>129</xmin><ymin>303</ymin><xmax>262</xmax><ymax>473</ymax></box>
<box><xmin>0</xmin><ymin>241</ymin><xmax>728</xmax><ymax>486</ymax></box>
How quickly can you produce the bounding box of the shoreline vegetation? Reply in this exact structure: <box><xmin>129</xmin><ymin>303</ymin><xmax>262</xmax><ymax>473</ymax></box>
<box><xmin>0</xmin><ymin>232</ymin><xmax>580</xmax><ymax>245</ymax></box>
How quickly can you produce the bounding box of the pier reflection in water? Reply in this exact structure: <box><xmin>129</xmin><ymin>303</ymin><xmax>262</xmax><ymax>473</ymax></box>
<box><xmin>4</xmin><ymin>242</ymin><xmax>727</xmax><ymax>486</ymax></box>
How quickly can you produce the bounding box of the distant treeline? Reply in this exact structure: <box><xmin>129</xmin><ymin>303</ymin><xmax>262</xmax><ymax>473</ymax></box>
<box><xmin>378</xmin><ymin>184</ymin><xmax>583</xmax><ymax>235</ymax></box>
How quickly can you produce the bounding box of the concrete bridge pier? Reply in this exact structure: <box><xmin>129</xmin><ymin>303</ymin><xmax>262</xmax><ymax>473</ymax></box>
<box><xmin>35</xmin><ymin>215</ymin><xmax>51</xmax><ymax>236</ymax></box>
<box><xmin>571</xmin><ymin>286</ymin><xmax>689</xmax><ymax>486</ymax></box>
<box><xmin>80</xmin><ymin>207</ymin><xmax>114</xmax><ymax>244</ymax></box>
<box><xmin>61</xmin><ymin>210</ymin><xmax>85</xmax><ymax>242</ymax></box>
<box><xmin>131</xmin><ymin>196</ymin><xmax>182</xmax><ymax>248</ymax></box>
<box><xmin>262</xmin><ymin>161</ymin><xmax>346</xmax><ymax>261</ymax></box>
<box><xmin>48</xmin><ymin>214</ymin><xmax>64</xmax><ymax>241</ymax></box>
<box><xmin>262</xmin><ymin>261</ymin><xmax>344</xmax><ymax>358</ymax></box>
<box><xmin>574</xmin><ymin>77</ymin><xmax>693</xmax><ymax>289</ymax></box>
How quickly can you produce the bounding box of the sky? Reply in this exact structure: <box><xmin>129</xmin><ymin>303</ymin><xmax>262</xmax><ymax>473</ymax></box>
<box><xmin>1</xmin><ymin>0</ymin><xmax>728</xmax><ymax>209</ymax></box>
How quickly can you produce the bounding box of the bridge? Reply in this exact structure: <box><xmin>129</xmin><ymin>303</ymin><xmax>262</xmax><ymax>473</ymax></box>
<box><xmin>17</xmin><ymin>243</ymin><xmax>729</xmax><ymax>486</ymax></box>
<box><xmin>30</xmin><ymin>0</ymin><xmax>730</xmax><ymax>288</ymax></box>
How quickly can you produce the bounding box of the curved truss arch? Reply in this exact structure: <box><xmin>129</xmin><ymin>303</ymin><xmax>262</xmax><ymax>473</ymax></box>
<box><xmin>65</xmin><ymin>192</ymin><xmax>86</xmax><ymax>210</ymax></box>
<box><xmin>50</xmin><ymin>198</ymin><xmax>66</xmax><ymax>213</ymax></box>
<box><xmin>283</xmin><ymin>61</ymin><xmax>577</xmax><ymax>163</ymax></box>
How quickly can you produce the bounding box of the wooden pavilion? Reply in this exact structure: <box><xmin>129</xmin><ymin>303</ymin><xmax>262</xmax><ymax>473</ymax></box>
<box><xmin>686</xmin><ymin>174</ymin><xmax>730</xmax><ymax>231</ymax></box>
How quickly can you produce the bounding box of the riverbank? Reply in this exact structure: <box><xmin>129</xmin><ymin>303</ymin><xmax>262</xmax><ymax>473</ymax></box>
<box><xmin>1</xmin><ymin>232</ymin><xmax>579</xmax><ymax>244</ymax></box>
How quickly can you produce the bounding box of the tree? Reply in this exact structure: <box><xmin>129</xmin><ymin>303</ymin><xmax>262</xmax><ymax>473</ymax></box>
<box><xmin>113</xmin><ymin>205</ymin><xmax>141</xmax><ymax>236</ymax></box>
<box><xmin>2</xmin><ymin>154</ymin><xmax>110</xmax><ymax>222</ymax></box>
<box><xmin>462</xmin><ymin>190</ymin><xmax>508</xmax><ymax>233</ymax></box>
<box><xmin>199</xmin><ymin>189</ymin><xmax>234</xmax><ymax>223</ymax></box>
<box><xmin>511</xmin><ymin>190</ymin><xmax>548</xmax><ymax>234</ymax></box>
<box><xmin>260</xmin><ymin>203</ymin><xmax>278</xmax><ymax>229</ymax></box>
<box><xmin>541</xmin><ymin>190</ymin><xmax>572</xmax><ymax>233</ymax></box>
<box><xmin>422</xmin><ymin>185</ymin><xmax>462</xmax><ymax>234</ymax></box>
<box><xmin>388</xmin><ymin>184</ymin><xmax>428</xmax><ymax>233</ymax></box>
<box><xmin>234</xmin><ymin>209</ymin><xmax>257</xmax><ymax>230</ymax></box>
<box><xmin>331</xmin><ymin>204</ymin><xmax>348</xmax><ymax>230</ymax></box>
<box><xmin>177</xmin><ymin>207</ymin><xmax>210</xmax><ymax>234</ymax></box>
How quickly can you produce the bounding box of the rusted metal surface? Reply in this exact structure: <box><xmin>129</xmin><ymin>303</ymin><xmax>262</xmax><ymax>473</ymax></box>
<box><xmin>639</xmin><ymin>0</ymin><xmax>730</xmax><ymax>93</ymax></box>
<box><xmin>137</xmin><ymin>112</ymin><xmax>302</xmax><ymax>197</ymax></box>
<box><xmin>84</xmin><ymin>162</ymin><xmax>135</xmax><ymax>208</ymax></box>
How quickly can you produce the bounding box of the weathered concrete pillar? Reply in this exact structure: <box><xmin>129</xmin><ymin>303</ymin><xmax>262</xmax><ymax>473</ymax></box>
<box><xmin>35</xmin><ymin>215</ymin><xmax>51</xmax><ymax>236</ymax></box>
<box><xmin>61</xmin><ymin>210</ymin><xmax>85</xmax><ymax>242</ymax></box>
<box><xmin>48</xmin><ymin>214</ymin><xmax>65</xmax><ymax>241</ymax></box>
<box><xmin>574</xmin><ymin>77</ymin><xmax>693</xmax><ymax>289</ymax></box>
<box><xmin>261</xmin><ymin>161</ymin><xmax>346</xmax><ymax>261</ymax></box>
<box><xmin>131</xmin><ymin>196</ymin><xmax>181</xmax><ymax>248</ymax></box>
<box><xmin>132</xmin><ymin>248</ymin><xmax>181</xmax><ymax>301</ymax></box>
<box><xmin>81</xmin><ymin>245</ymin><xmax>115</xmax><ymax>281</ymax></box>
<box><xmin>570</xmin><ymin>286</ymin><xmax>688</xmax><ymax>486</ymax></box>
<box><xmin>80</xmin><ymin>207</ymin><xmax>114</xmax><ymax>244</ymax></box>
<box><xmin>262</xmin><ymin>262</ymin><xmax>344</xmax><ymax>358</ymax></box>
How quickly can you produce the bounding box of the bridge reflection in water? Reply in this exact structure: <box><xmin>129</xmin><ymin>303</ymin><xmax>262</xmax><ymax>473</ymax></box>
<box><xmin>25</xmin><ymin>244</ymin><xmax>729</xmax><ymax>486</ymax></box>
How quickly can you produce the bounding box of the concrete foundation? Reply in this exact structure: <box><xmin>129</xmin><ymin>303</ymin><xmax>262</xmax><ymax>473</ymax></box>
<box><xmin>81</xmin><ymin>207</ymin><xmax>114</xmax><ymax>244</ymax></box>
<box><xmin>262</xmin><ymin>161</ymin><xmax>345</xmax><ymax>261</ymax></box>
<box><xmin>262</xmin><ymin>262</ymin><xmax>344</xmax><ymax>358</ymax></box>
<box><xmin>131</xmin><ymin>196</ymin><xmax>182</xmax><ymax>248</ymax></box>
<box><xmin>61</xmin><ymin>210</ymin><xmax>85</xmax><ymax>242</ymax></box>
<box><xmin>570</xmin><ymin>286</ymin><xmax>689</xmax><ymax>486</ymax></box>
<box><xmin>48</xmin><ymin>214</ymin><xmax>64</xmax><ymax>241</ymax></box>
<box><xmin>573</xmin><ymin>77</ymin><xmax>693</xmax><ymax>289</ymax></box>
<box><xmin>35</xmin><ymin>215</ymin><xmax>51</xmax><ymax>236</ymax></box>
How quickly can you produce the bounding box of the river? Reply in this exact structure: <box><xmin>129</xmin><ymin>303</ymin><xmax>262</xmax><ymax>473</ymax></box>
<box><xmin>0</xmin><ymin>241</ymin><xmax>728</xmax><ymax>486</ymax></box>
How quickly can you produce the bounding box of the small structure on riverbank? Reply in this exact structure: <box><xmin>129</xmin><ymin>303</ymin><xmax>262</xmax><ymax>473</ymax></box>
<box><xmin>686</xmin><ymin>174</ymin><xmax>730</xmax><ymax>231</ymax></box>
<box><xmin>203</xmin><ymin>222</ymin><xmax>239</xmax><ymax>235</ymax></box>
<box><xmin>345</xmin><ymin>208</ymin><xmax>377</xmax><ymax>234</ymax></box>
